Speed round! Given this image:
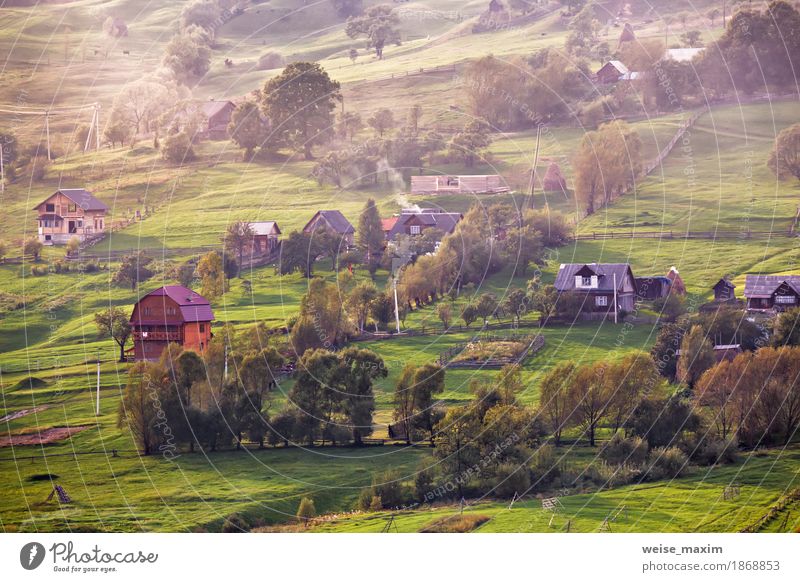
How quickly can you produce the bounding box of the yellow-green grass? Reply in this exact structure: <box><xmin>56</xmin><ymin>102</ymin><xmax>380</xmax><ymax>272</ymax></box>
<box><xmin>314</xmin><ymin>446</ymin><xmax>800</xmax><ymax>533</ymax></box>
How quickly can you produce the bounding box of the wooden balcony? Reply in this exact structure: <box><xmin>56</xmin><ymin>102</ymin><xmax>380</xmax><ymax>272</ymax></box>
<box><xmin>133</xmin><ymin>330</ymin><xmax>182</xmax><ymax>342</ymax></box>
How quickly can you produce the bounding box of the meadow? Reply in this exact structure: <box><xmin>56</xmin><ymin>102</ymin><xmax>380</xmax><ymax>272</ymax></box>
<box><xmin>1</xmin><ymin>0</ymin><xmax>799</xmax><ymax>533</ymax></box>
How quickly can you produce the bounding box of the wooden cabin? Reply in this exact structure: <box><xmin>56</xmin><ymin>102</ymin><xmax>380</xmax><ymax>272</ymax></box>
<box><xmin>554</xmin><ymin>263</ymin><xmax>638</xmax><ymax>316</ymax></box>
<box><xmin>713</xmin><ymin>278</ymin><xmax>736</xmax><ymax>302</ymax></box>
<box><xmin>129</xmin><ymin>286</ymin><xmax>214</xmax><ymax>361</ymax></box>
<box><xmin>386</xmin><ymin>208</ymin><xmax>463</xmax><ymax>241</ymax></box>
<box><xmin>249</xmin><ymin>221</ymin><xmax>281</xmax><ymax>254</ymax></box>
<box><xmin>200</xmin><ymin>100</ymin><xmax>236</xmax><ymax>140</ymax></box>
<box><xmin>33</xmin><ymin>188</ymin><xmax>108</xmax><ymax>245</ymax></box>
<box><xmin>303</xmin><ymin>210</ymin><xmax>355</xmax><ymax>247</ymax></box>
<box><xmin>410</xmin><ymin>175</ymin><xmax>509</xmax><ymax>195</ymax></box>
<box><xmin>744</xmin><ymin>275</ymin><xmax>800</xmax><ymax>311</ymax></box>
<box><xmin>595</xmin><ymin>60</ymin><xmax>629</xmax><ymax>84</ymax></box>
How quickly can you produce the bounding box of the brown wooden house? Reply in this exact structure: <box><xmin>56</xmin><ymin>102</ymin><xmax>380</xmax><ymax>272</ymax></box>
<box><xmin>744</xmin><ymin>275</ymin><xmax>800</xmax><ymax>311</ymax></box>
<box><xmin>713</xmin><ymin>278</ymin><xmax>736</xmax><ymax>302</ymax></box>
<box><xmin>595</xmin><ymin>60</ymin><xmax>629</xmax><ymax>84</ymax></box>
<box><xmin>129</xmin><ymin>286</ymin><xmax>214</xmax><ymax>361</ymax></box>
<box><xmin>249</xmin><ymin>221</ymin><xmax>281</xmax><ymax>254</ymax></box>
<box><xmin>200</xmin><ymin>100</ymin><xmax>236</xmax><ymax>140</ymax></box>
<box><xmin>386</xmin><ymin>208</ymin><xmax>463</xmax><ymax>241</ymax></box>
<box><xmin>34</xmin><ymin>188</ymin><xmax>108</xmax><ymax>245</ymax></box>
<box><xmin>555</xmin><ymin>263</ymin><xmax>637</xmax><ymax>316</ymax></box>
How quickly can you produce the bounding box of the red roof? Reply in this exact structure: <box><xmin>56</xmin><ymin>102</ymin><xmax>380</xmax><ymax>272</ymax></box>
<box><xmin>137</xmin><ymin>286</ymin><xmax>215</xmax><ymax>323</ymax></box>
<box><xmin>381</xmin><ymin>217</ymin><xmax>398</xmax><ymax>232</ymax></box>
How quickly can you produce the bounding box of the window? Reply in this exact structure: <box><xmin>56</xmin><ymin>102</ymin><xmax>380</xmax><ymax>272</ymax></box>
<box><xmin>775</xmin><ymin>295</ymin><xmax>796</xmax><ymax>304</ymax></box>
<box><xmin>166</xmin><ymin>307</ymin><xmax>177</xmax><ymax>316</ymax></box>
<box><xmin>582</xmin><ymin>276</ymin><xmax>592</xmax><ymax>287</ymax></box>
<box><xmin>143</xmin><ymin>307</ymin><xmax>153</xmax><ymax>316</ymax></box>
<box><xmin>77</xmin><ymin>220</ymin><xmax>83</xmax><ymax>228</ymax></box>
<box><xmin>199</xmin><ymin>324</ymin><xmax>205</xmax><ymax>333</ymax></box>
<box><xmin>68</xmin><ymin>203</ymin><xmax>77</xmax><ymax>213</ymax></box>
<box><xmin>595</xmin><ymin>295</ymin><xmax>608</xmax><ymax>307</ymax></box>
<box><xmin>45</xmin><ymin>203</ymin><xmax>55</xmax><ymax>212</ymax></box>
<box><xmin>410</xmin><ymin>225</ymin><xmax>421</xmax><ymax>235</ymax></box>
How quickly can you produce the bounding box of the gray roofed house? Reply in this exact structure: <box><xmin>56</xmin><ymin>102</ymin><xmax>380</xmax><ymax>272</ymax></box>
<box><xmin>303</xmin><ymin>210</ymin><xmax>355</xmax><ymax>246</ymax></box>
<box><xmin>387</xmin><ymin>208</ymin><xmax>463</xmax><ymax>241</ymax></box>
<box><xmin>248</xmin><ymin>221</ymin><xmax>281</xmax><ymax>254</ymax></box>
<box><xmin>33</xmin><ymin>188</ymin><xmax>108</xmax><ymax>245</ymax></box>
<box><xmin>554</xmin><ymin>263</ymin><xmax>638</xmax><ymax>316</ymax></box>
<box><xmin>743</xmin><ymin>275</ymin><xmax>800</xmax><ymax>311</ymax></box>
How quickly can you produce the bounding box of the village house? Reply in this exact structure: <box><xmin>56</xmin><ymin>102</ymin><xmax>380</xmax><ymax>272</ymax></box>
<box><xmin>199</xmin><ymin>100</ymin><xmax>236</xmax><ymax>140</ymax></box>
<box><xmin>248</xmin><ymin>221</ymin><xmax>281</xmax><ymax>255</ymax></box>
<box><xmin>381</xmin><ymin>216</ymin><xmax>398</xmax><ymax>240</ymax></box>
<box><xmin>303</xmin><ymin>210</ymin><xmax>355</xmax><ymax>246</ymax></box>
<box><xmin>555</xmin><ymin>263</ymin><xmax>638</xmax><ymax>317</ymax></box>
<box><xmin>34</xmin><ymin>188</ymin><xmax>108</xmax><ymax>245</ymax></box>
<box><xmin>595</xmin><ymin>60</ymin><xmax>629</xmax><ymax>84</ymax></box>
<box><xmin>128</xmin><ymin>285</ymin><xmax>214</xmax><ymax>361</ymax></box>
<box><xmin>385</xmin><ymin>208</ymin><xmax>463</xmax><ymax>241</ymax></box>
<box><xmin>713</xmin><ymin>278</ymin><xmax>737</xmax><ymax>302</ymax></box>
<box><xmin>744</xmin><ymin>275</ymin><xmax>800</xmax><ymax>311</ymax></box>
<box><xmin>410</xmin><ymin>174</ymin><xmax>509</xmax><ymax>195</ymax></box>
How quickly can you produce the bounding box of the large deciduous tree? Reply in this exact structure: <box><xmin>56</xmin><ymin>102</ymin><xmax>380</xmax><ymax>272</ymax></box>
<box><xmin>768</xmin><ymin>123</ymin><xmax>800</xmax><ymax>184</ymax></box>
<box><xmin>228</xmin><ymin>101</ymin><xmax>269</xmax><ymax>158</ymax></box>
<box><xmin>345</xmin><ymin>4</ymin><xmax>400</xmax><ymax>60</ymax></box>
<box><xmin>95</xmin><ymin>307</ymin><xmax>132</xmax><ymax>362</ymax></box>
<box><xmin>259</xmin><ymin>62</ymin><xmax>341</xmax><ymax>160</ymax></box>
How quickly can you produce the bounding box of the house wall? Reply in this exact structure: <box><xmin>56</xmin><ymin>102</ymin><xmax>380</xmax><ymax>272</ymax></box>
<box><xmin>183</xmin><ymin>321</ymin><xmax>212</xmax><ymax>352</ymax></box>
<box><xmin>37</xmin><ymin>193</ymin><xmax>106</xmax><ymax>244</ymax></box>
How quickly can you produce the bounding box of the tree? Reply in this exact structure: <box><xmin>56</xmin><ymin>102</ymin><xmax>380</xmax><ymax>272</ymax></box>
<box><xmin>161</xmin><ymin>131</ymin><xmax>195</xmax><ymax>164</ymax></box>
<box><xmin>392</xmin><ymin>364</ymin><xmax>416</xmax><ymax>444</ymax></box>
<box><xmin>357</xmin><ymin>198</ymin><xmax>384</xmax><ymax>270</ymax></box>
<box><xmin>345</xmin><ymin>4</ymin><xmax>400</xmax><ymax>59</ymax></box>
<box><xmin>436</xmin><ymin>303</ymin><xmax>451</xmax><ymax>330</ymax></box>
<box><xmin>707</xmin><ymin>8</ymin><xmax>720</xmax><ymax>26</ymax></box>
<box><xmin>113</xmin><ymin>252</ymin><xmax>153</xmax><ymax>290</ymax></box>
<box><xmin>197</xmin><ymin>250</ymin><xmax>226</xmax><ymax>299</ymax></box>
<box><xmin>260</xmin><ymin>62</ymin><xmax>341</xmax><ymax>160</ymax></box>
<box><xmin>410</xmin><ymin>363</ymin><xmax>445</xmax><ymax>441</ymax></box>
<box><xmin>23</xmin><ymin>237</ymin><xmax>43</xmax><ymax>261</ymax></box>
<box><xmin>347</xmin><ymin>281</ymin><xmax>378</xmax><ymax>332</ymax></box>
<box><xmin>162</xmin><ymin>33</ymin><xmax>211</xmax><ymax>85</ymax></box>
<box><xmin>504</xmin><ymin>225</ymin><xmax>542</xmax><ymax>276</ymax></box>
<box><xmin>296</xmin><ymin>497</ymin><xmax>316</xmax><ymax>527</ymax></box>
<box><xmin>104</xmin><ymin>110</ymin><xmax>133</xmax><ymax>147</ymax></box>
<box><xmin>223</xmin><ymin>221</ymin><xmax>254</xmax><ymax>277</ymax></box>
<box><xmin>768</xmin><ymin>123</ymin><xmax>800</xmax><ymax>184</ymax></box>
<box><xmin>95</xmin><ymin>307</ymin><xmax>132</xmax><ymax>362</ymax></box>
<box><xmin>681</xmin><ymin>30</ymin><xmax>703</xmax><ymax>47</ymax></box>
<box><xmin>228</xmin><ymin>101</ymin><xmax>268</xmax><ymax>158</ymax></box>
<box><xmin>502</xmin><ymin>288</ymin><xmax>530</xmax><ymax>326</ymax></box>
<box><xmin>118</xmin><ymin>361</ymin><xmax>165</xmax><ymax>455</ymax></box>
<box><xmin>367</xmin><ymin>108</ymin><xmax>394</xmax><ymax>137</ymax></box>
<box><xmin>406</xmin><ymin>104</ymin><xmax>422</xmax><ymax>135</ymax></box>
<box><xmin>627</xmin><ymin>395</ymin><xmax>701</xmax><ymax>448</ymax></box>
<box><xmin>568</xmin><ymin>364</ymin><xmax>613</xmax><ymax>446</ymax></box>
<box><xmin>677</xmin><ymin>325</ymin><xmax>716</xmax><ymax>388</ymax></box>
<box><xmin>448</xmin><ymin>119</ymin><xmax>492</xmax><ymax>168</ymax></box>
<box><xmin>772</xmin><ymin>307</ymin><xmax>800</xmax><ymax>346</ymax></box>
<box><xmin>574</xmin><ymin>121</ymin><xmax>642</xmax><ymax>215</ymax></box>
<box><xmin>337</xmin><ymin>111</ymin><xmax>362</xmax><ymax>142</ymax></box>
<box><xmin>332</xmin><ymin>0</ymin><xmax>363</xmax><ymax>18</ymax></box>
<box><xmin>539</xmin><ymin>362</ymin><xmax>576</xmax><ymax>445</ymax></box>
<box><xmin>370</xmin><ymin>292</ymin><xmax>394</xmax><ymax>330</ymax></box>
<box><xmin>180</xmin><ymin>0</ymin><xmax>220</xmax><ymax>30</ymax></box>
<box><xmin>695</xmin><ymin>358</ymin><xmax>740</xmax><ymax>441</ymax></box>
<box><xmin>278</xmin><ymin>231</ymin><xmax>318</xmax><ymax>277</ymax></box>
<box><xmin>461</xmin><ymin>304</ymin><xmax>478</xmax><ymax>327</ymax></box>
<box><xmin>335</xmin><ymin>347</ymin><xmax>386</xmax><ymax>444</ymax></box>
<box><xmin>475</xmin><ymin>293</ymin><xmax>499</xmax><ymax>327</ymax></box>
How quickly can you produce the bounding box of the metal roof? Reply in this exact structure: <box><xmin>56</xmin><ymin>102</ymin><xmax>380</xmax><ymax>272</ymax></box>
<box><xmin>136</xmin><ymin>285</ymin><xmax>215</xmax><ymax>323</ymax></box>
<box><xmin>35</xmin><ymin>189</ymin><xmax>108</xmax><ymax>212</ymax></box>
<box><xmin>304</xmin><ymin>210</ymin><xmax>355</xmax><ymax>234</ymax></box>
<box><xmin>388</xmin><ymin>210</ymin><xmax>462</xmax><ymax>239</ymax></box>
<box><xmin>555</xmin><ymin>263</ymin><xmax>634</xmax><ymax>292</ymax></box>
<box><xmin>250</xmin><ymin>221</ymin><xmax>281</xmax><ymax>236</ymax></box>
<box><xmin>743</xmin><ymin>275</ymin><xmax>800</xmax><ymax>298</ymax></box>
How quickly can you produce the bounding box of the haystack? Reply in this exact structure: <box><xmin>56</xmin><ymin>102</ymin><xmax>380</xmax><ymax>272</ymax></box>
<box><xmin>618</xmin><ymin>22</ymin><xmax>636</xmax><ymax>47</ymax></box>
<box><xmin>543</xmin><ymin>162</ymin><xmax>568</xmax><ymax>192</ymax></box>
<box><xmin>666</xmin><ymin>266</ymin><xmax>686</xmax><ymax>295</ymax></box>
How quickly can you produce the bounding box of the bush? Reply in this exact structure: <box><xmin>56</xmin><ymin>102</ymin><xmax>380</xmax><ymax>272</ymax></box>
<box><xmin>692</xmin><ymin>437</ymin><xmax>739</xmax><ymax>466</ymax></box>
<box><xmin>419</xmin><ymin>514</ymin><xmax>490</xmax><ymax>533</ymax></box>
<box><xmin>31</xmin><ymin>265</ymin><xmax>48</xmax><ymax>276</ymax></box>
<box><xmin>646</xmin><ymin>446</ymin><xmax>690</xmax><ymax>481</ymax></box>
<box><xmin>368</xmin><ymin>495</ymin><xmax>383</xmax><ymax>511</ymax></box>
<box><xmin>601</xmin><ymin>434</ymin><xmax>648</xmax><ymax>467</ymax></box>
<box><xmin>162</xmin><ymin>131</ymin><xmax>195</xmax><ymax>164</ymax></box>
<box><xmin>82</xmin><ymin>261</ymin><xmax>101</xmax><ymax>273</ymax></box>
<box><xmin>257</xmin><ymin>51</ymin><xmax>285</xmax><ymax>70</ymax></box>
<box><xmin>221</xmin><ymin>513</ymin><xmax>250</xmax><ymax>532</ymax></box>
<box><xmin>493</xmin><ymin>463</ymin><xmax>531</xmax><ymax>499</ymax></box>
<box><xmin>370</xmin><ymin>470</ymin><xmax>411</xmax><ymax>509</ymax></box>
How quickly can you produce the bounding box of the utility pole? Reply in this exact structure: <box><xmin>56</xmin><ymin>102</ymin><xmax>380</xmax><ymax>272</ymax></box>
<box><xmin>45</xmin><ymin>111</ymin><xmax>52</xmax><ymax>161</ymax></box>
<box><xmin>84</xmin><ymin>107</ymin><xmax>95</xmax><ymax>153</ymax></box>
<box><xmin>392</xmin><ymin>277</ymin><xmax>401</xmax><ymax>333</ymax></box>
<box><xmin>0</xmin><ymin>139</ymin><xmax>4</xmax><ymax>194</ymax></box>
<box><xmin>95</xmin><ymin>356</ymin><xmax>101</xmax><ymax>416</ymax></box>
<box><xmin>527</xmin><ymin>124</ymin><xmax>542</xmax><ymax>210</ymax></box>
<box><xmin>613</xmin><ymin>273</ymin><xmax>618</xmax><ymax>324</ymax></box>
<box><xmin>95</xmin><ymin>103</ymin><xmax>101</xmax><ymax>151</ymax></box>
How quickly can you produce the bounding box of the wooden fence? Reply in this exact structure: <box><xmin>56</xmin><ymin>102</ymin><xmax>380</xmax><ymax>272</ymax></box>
<box><xmin>437</xmin><ymin>333</ymin><xmax>545</xmax><ymax>368</ymax></box>
<box><xmin>574</xmin><ymin>229</ymin><xmax>789</xmax><ymax>241</ymax></box>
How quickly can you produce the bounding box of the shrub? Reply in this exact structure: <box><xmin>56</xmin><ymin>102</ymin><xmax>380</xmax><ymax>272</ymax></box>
<box><xmin>31</xmin><ymin>265</ymin><xmax>48</xmax><ymax>276</ymax></box>
<box><xmin>601</xmin><ymin>433</ymin><xmax>648</xmax><ymax>467</ymax></box>
<box><xmin>370</xmin><ymin>470</ymin><xmax>411</xmax><ymax>509</ymax></box>
<box><xmin>493</xmin><ymin>463</ymin><xmax>531</xmax><ymax>499</ymax></box>
<box><xmin>646</xmin><ymin>446</ymin><xmax>690</xmax><ymax>481</ymax></box>
<box><xmin>414</xmin><ymin>465</ymin><xmax>435</xmax><ymax>502</ymax></box>
<box><xmin>692</xmin><ymin>437</ymin><xmax>739</xmax><ymax>466</ymax></box>
<box><xmin>368</xmin><ymin>495</ymin><xmax>383</xmax><ymax>511</ymax></box>
<box><xmin>82</xmin><ymin>261</ymin><xmax>101</xmax><ymax>273</ymax></box>
<box><xmin>419</xmin><ymin>514</ymin><xmax>490</xmax><ymax>533</ymax></box>
<box><xmin>257</xmin><ymin>51</ymin><xmax>285</xmax><ymax>70</ymax></box>
<box><xmin>296</xmin><ymin>497</ymin><xmax>316</xmax><ymax>526</ymax></box>
<box><xmin>221</xmin><ymin>513</ymin><xmax>250</xmax><ymax>532</ymax></box>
